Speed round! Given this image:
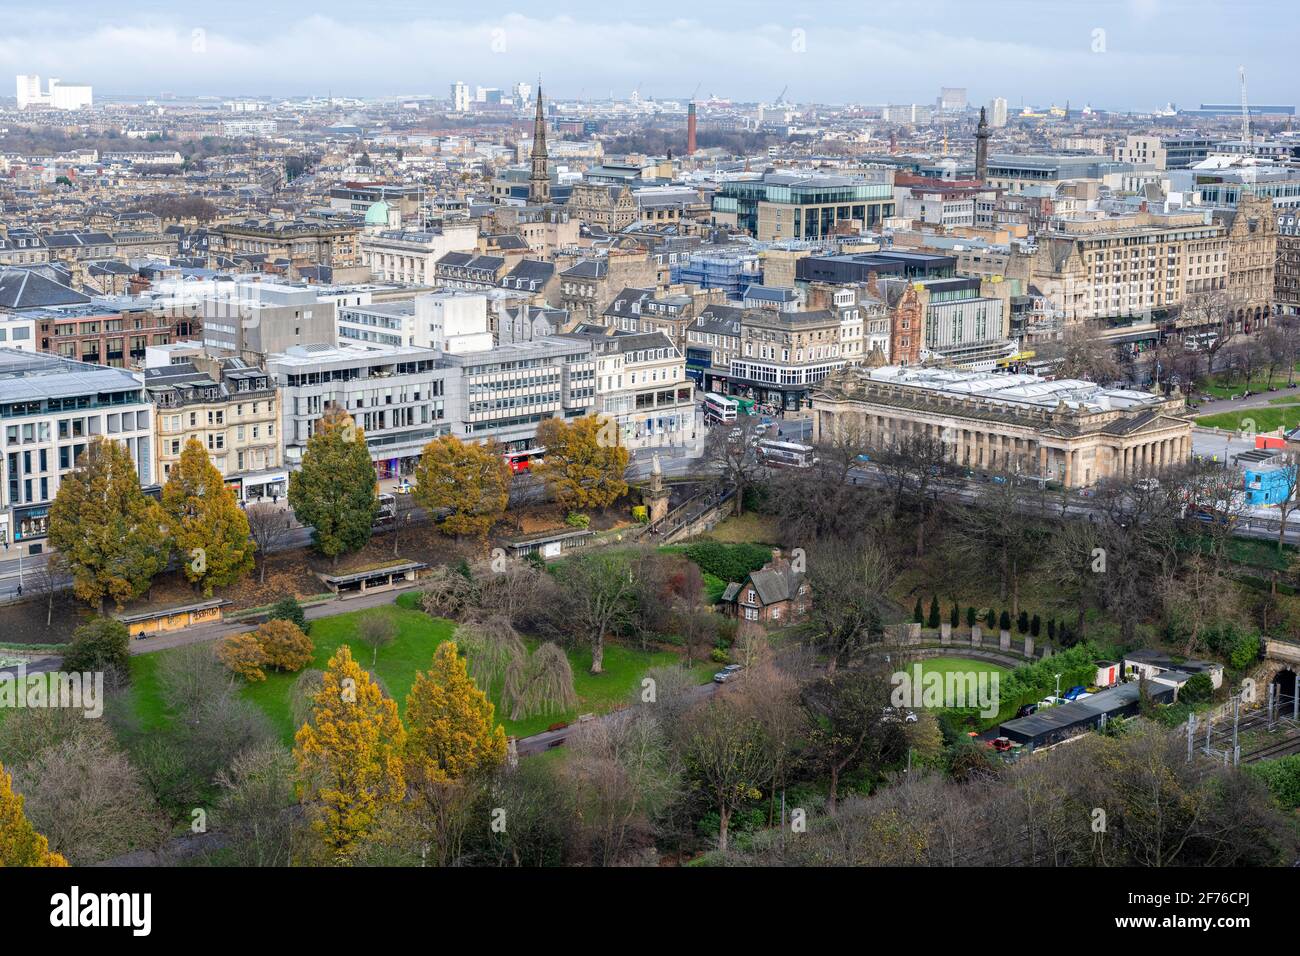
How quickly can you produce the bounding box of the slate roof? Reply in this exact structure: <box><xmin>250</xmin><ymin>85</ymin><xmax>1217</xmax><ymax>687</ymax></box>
<box><xmin>562</xmin><ymin>259</ymin><xmax>607</xmax><ymax>280</ymax></box>
<box><xmin>0</xmin><ymin>269</ymin><xmax>91</xmax><ymax>310</ymax></box>
<box><xmin>499</xmin><ymin>259</ymin><xmax>555</xmax><ymax>292</ymax></box>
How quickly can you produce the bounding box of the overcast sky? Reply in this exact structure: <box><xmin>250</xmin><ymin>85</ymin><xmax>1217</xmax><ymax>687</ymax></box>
<box><xmin>0</xmin><ymin>0</ymin><xmax>1292</xmax><ymax>110</ymax></box>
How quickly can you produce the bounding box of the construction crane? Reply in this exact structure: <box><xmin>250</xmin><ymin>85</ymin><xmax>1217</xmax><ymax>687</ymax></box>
<box><xmin>774</xmin><ymin>85</ymin><xmax>788</xmax><ymax>107</ymax></box>
<box><xmin>1240</xmin><ymin>65</ymin><xmax>1251</xmax><ymax>143</ymax></box>
<box><xmin>690</xmin><ymin>82</ymin><xmax>701</xmax><ymax>103</ymax></box>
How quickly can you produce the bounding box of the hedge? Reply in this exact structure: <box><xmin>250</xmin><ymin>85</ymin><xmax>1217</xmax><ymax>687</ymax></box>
<box><xmin>678</xmin><ymin>541</ymin><xmax>773</xmax><ymax>583</ymax></box>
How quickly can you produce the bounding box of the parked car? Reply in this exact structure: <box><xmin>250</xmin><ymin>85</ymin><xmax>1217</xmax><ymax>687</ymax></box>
<box><xmin>988</xmin><ymin>736</ymin><xmax>1014</xmax><ymax>752</ymax></box>
<box><xmin>1062</xmin><ymin>685</ymin><xmax>1087</xmax><ymax>701</ymax></box>
<box><xmin>1015</xmin><ymin>703</ymin><xmax>1039</xmax><ymax>718</ymax></box>
<box><xmin>882</xmin><ymin>706</ymin><xmax>919</xmax><ymax>724</ymax></box>
<box><xmin>713</xmin><ymin>664</ymin><xmax>743</xmax><ymax>684</ymax></box>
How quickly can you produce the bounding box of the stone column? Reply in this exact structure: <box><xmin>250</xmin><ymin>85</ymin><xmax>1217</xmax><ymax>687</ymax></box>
<box><xmin>999</xmin><ymin>629</ymin><xmax>1011</xmax><ymax>650</ymax></box>
<box><xmin>971</xmin><ymin>625</ymin><xmax>981</xmax><ymax>648</ymax></box>
<box><xmin>1024</xmin><ymin>636</ymin><xmax>1035</xmax><ymax>658</ymax></box>
<box><xmin>940</xmin><ymin>622</ymin><xmax>952</xmax><ymax>644</ymax></box>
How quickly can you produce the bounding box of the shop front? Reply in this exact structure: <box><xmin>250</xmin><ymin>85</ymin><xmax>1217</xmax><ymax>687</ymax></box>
<box><xmin>240</xmin><ymin>469</ymin><xmax>289</xmax><ymax>502</ymax></box>
<box><xmin>12</xmin><ymin>504</ymin><xmax>49</xmax><ymax>543</ymax></box>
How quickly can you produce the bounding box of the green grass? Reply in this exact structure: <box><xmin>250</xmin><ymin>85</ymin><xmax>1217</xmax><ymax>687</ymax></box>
<box><xmin>1195</xmin><ymin>406</ymin><xmax>1300</xmax><ymax>433</ymax></box>
<box><xmin>910</xmin><ymin>656</ymin><xmax>1011</xmax><ymax>681</ymax></box>
<box><xmin>901</xmin><ymin>656</ymin><xmax>1015</xmax><ymax>730</ymax></box>
<box><xmin>1199</xmin><ymin>365</ymin><xmax>1300</xmax><ymax>400</ymax></box>
<box><xmin>126</xmin><ymin>598</ymin><xmax>704</xmax><ymax>744</ymax></box>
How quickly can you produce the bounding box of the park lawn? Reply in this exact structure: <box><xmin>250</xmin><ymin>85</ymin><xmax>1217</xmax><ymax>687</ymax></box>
<box><xmin>901</xmin><ymin>656</ymin><xmax>1015</xmax><ymax>731</ymax></box>
<box><xmin>1195</xmin><ymin>406</ymin><xmax>1300</xmax><ymax>433</ymax></box>
<box><xmin>1268</xmin><ymin>395</ymin><xmax>1300</xmax><ymax>406</ymax></box>
<box><xmin>706</xmin><ymin>512</ymin><xmax>781</xmax><ymax>545</ymax></box>
<box><xmin>1200</xmin><ymin>365</ymin><xmax>1300</xmax><ymax>400</ymax></box>
<box><xmin>126</xmin><ymin>599</ymin><xmax>704</xmax><ymax>745</ymax></box>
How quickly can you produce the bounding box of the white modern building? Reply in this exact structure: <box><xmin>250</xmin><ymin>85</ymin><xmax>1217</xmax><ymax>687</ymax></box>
<box><xmin>15</xmin><ymin>75</ymin><xmax>92</xmax><ymax>110</ymax></box>
<box><xmin>267</xmin><ymin>343</ymin><xmax>456</xmax><ymax>480</ymax></box>
<box><xmin>336</xmin><ymin>291</ymin><xmax>494</xmax><ymax>352</ymax></box>
<box><xmin>451</xmin><ymin>81</ymin><xmax>471</xmax><ymax>113</ymax></box>
<box><xmin>0</xmin><ymin>349</ymin><xmax>153</xmax><ymax>549</ymax></box>
<box><xmin>0</xmin><ymin>316</ymin><xmax>36</xmax><ymax>353</ymax></box>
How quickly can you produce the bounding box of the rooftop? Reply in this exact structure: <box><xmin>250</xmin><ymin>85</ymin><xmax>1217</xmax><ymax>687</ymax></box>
<box><xmin>862</xmin><ymin>365</ymin><xmax>1170</xmax><ymax>414</ymax></box>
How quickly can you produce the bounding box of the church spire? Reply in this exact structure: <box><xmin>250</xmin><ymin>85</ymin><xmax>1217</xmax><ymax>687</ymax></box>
<box><xmin>529</xmin><ymin>84</ymin><xmax>550</xmax><ymax>203</ymax></box>
<box><xmin>975</xmin><ymin>105</ymin><xmax>990</xmax><ymax>183</ymax></box>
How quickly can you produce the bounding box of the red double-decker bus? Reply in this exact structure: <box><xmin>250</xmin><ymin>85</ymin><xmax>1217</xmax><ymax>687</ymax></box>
<box><xmin>503</xmin><ymin>447</ymin><xmax>546</xmax><ymax>474</ymax></box>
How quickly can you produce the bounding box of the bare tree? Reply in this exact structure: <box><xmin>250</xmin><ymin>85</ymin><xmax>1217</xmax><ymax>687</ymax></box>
<box><xmin>27</xmin><ymin>553</ymin><xmax>66</xmax><ymax>627</ymax></box>
<box><xmin>1272</xmin><ymin>449</ymin><xmax>1300</xmax><ymax>553</ymax></box>
<box><xmin>1036</xmin><ymin>321</ymin><xmax>1123</xmax><ymax>383</ymax></box>
<box><xmin>951</xmin><ymin>473</ymin><xmax>1046</xmax><ymax>615</ymax></box>
<box><xmin>703</xmin><ymin>415</ymin><xmax>765</xmax><ymax>516</ymax></box>
<box><xmin>357</xmin><ymin>613</ymin><xmax>398</xmax><ymax>668</ymax></box>
<box><xmin>245</xmin><ymin>503</ymin><xmax>294</xmax><ymax>584</ymax></box>
<box><xmin>803</xmin><ymin>538</ymin><xmax>897</xmax><ymax>672</ymax></box>
<box><xmin>873</xmin><ymin>431</ymin><xmax>952</xmax><ymax>558</ymax></box>
<box><xmin>676</xmin><ymin>691</ymin><xmax>774</xmax><ymax>853</ymax></box>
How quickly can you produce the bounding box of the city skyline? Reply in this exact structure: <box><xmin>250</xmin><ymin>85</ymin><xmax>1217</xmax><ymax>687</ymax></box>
<box><xmin>0</xmin><ymin>0</ymin><xmax>1293</xmax><ymax>109</ymax></box>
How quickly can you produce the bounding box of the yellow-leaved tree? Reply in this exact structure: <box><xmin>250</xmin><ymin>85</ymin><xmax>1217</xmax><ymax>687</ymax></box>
<box><xmin>405</xmin><ymin>641</ymin><xmax>507</xmax><ymax>785</ymax></box>
<box><xmin>161</xmin><ymin>438</ymin><xmax>256</xmax><ymax>595</ymax></box>
<box><xmin>0</xmin><ymin>762</ymin><xmax>67</xmax><ymax>867</ymax></box>
<box><xmin>533</xmin><ymin>414</ymin><xmax>628</xmax><ymax>513</ymax></box>
<box><xmin>412</xmin><ymin>434</ymin><xmax>509</xmax><ymax>541</ymax></box>
<box><xmin>293</xmin><ymin>645</ymin><xmax>406</xmax><ymax>863</ymax></box>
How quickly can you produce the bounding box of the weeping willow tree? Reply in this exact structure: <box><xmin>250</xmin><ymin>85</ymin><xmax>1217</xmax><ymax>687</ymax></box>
<box><xmin>502</xmin><ymin>642</ymin><xmax>578</xmax><ymax>721</ymax></box>
<box><xmin>453</xmin><ymin>614</ymin><xmax>526</xmax><ymax>690</ymax></box>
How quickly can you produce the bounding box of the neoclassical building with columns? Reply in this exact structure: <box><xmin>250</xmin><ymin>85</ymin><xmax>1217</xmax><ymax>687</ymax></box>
<box><xmin>812</xmin><ymin>365</ymin><xmax>1193</xmax><ymax>488</ymax></box>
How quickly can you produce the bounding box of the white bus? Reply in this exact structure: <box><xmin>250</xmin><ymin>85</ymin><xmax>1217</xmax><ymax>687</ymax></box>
<box><xmin>703</xmin><ymin>392</ymin><xmax>739</xmax><ymax>424</ymax></box>
<box><xmin>757</xmin><ymin>439</ymin><xmax>817</xmax><ymax>468</ymax></box>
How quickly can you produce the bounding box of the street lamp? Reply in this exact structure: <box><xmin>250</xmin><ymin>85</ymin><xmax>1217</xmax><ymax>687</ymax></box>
<box><xmin>1055</xmin><ymin>673</ymin><xmax>1062</xmax><ymax>698</ymax></box>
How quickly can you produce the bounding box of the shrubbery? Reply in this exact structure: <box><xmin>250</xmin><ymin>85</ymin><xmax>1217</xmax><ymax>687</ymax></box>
<box><xmin>62</xmin><ymin>617</ymin><xmax>131</xmax><ymax>676</ymax></box>
<box><xmin>1246</xmin><ymin>754</ymin><xmax>1300</xmax><ymax>809</ymax></box>
<box><xmin>267</xmin><ymin>596</ymin><xmax>307</xmax><ymax>631</ymax></box>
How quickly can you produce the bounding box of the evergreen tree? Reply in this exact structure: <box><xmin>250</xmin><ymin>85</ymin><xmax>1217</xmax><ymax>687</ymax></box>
<box><xmin>294</xmin><ymin>645</ymin><xmax>405</xmax><ymax>862</ymax></box>
<box><xmin>161</xmin><ymin>438</ymin><xmax>255</xmax><ymax>595</ymax></box>
<box><xmin>288</xmin><ymin>407</ymin><xmax>378</xmax><ymax>565</ymax></box>
<box><xmin>268</xmin><ymin>596</ymin><xmax>307</xmax><ymax>631</ymax></box>
<box><xmin>927</xmin><ymin>596</ymin><xmax>940</xmax><ymax>629</ymax></box>
<box><xmin>405</xmin><ymin>642</ymin><xmax>507</xmax><ymax>784</ymax></box>
<box><xmin>966</xmin><ymin>606</ymin><xmax>977</xmax><ymax>627</ymax></box>
<box><xmin>913</xmin><ymin>597</ymin><xmax>924</xmax><ymax>624</ymax></box>
<box><xmin>1017</xmin><ymin>610</ymin><xmax>1030</xmax><ymax>634</ymax></box>
<box><xmin>985</xmin><ymin>608</ymin><xmax>996</xmax><ymax>629</ymax></box>
<box><xmin>1030</xmin><ymin>614</ymin><xmax>1042</xmax><ymax>637</ymax></box>
<box><xmin>950</xmin><ymin>604</ymin><xmax>960</xmax><ymax>628</ymax></box>
<box><xmin>1048</xmin><ymin>619</ymin><xmax>1057</xmax><ymax>640</ymax></box>
<box><xmin>47</xmin><ymin>437</ymin><xmax>169</xmax><ymax>612</ymax></box>
<box><xmin>999</xmin><ymin>610</ymin><xmax>1012</xmax><ymax>632</ymax></box>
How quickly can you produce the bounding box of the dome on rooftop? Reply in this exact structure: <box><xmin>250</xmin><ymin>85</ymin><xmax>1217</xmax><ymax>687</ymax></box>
<box><xmin>364</xmin><ymin>200</ymin><xmax>390</xmax><ymax>225</ymax></box>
